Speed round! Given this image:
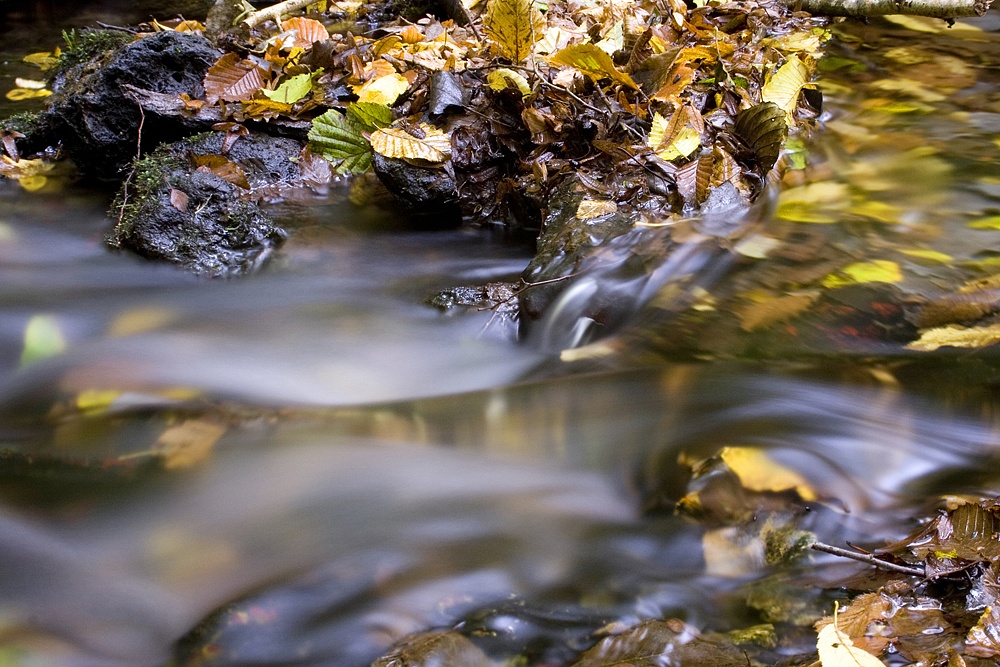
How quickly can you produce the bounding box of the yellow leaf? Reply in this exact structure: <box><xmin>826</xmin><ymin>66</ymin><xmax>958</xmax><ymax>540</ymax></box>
<box><xmin>370</xmin><ymin>124</ymin><xmax>451</xmax><ymax>164</ymax></box>
<box><xmin>907</xmin><ymin>324</ymin><xmax>1000</xmax><ymax>352</ymax></box>
<box><xmin>968</xmin><ymin>215</ymin><xmax>1000</xmax><ymax>230</ymax></box>
<box><xmin>596</xmin><ymin>20</ymin><xmax>624</xmax><ymax>55</ymax></box>
<box><xmin>848</xmin><ymin>200</ymin><xmax>902</xmax><ymax>224</ymax></box>
<box><xmin>817</xmin><ymin>609</ymin><xmax>886</xmax><ymax>667</ymax></box>
<box><xmin>762</xmin><ymin>55</ymin><xmax>810</xmax><ymax>122</ymax></box>
<box><xmin>152</xmin><ymin>419</ymin><xmax>227</xmax><ymax>469</ymax></box>
<box><xmin>549</xmin><ymin>43</ymin><xmax>638</xmax><ymax>89</ymax></box>
<box><xmin>900</xmin><ymin>248</ymin><xmax>952</xmax><ymax>264</ymax></box>
<box><xmin>21</xmin><ymin>314</ymin><xmax>66</xmax><ymax>367</ymax></box>
<box><xmin>719</xmin><ymin>446</ymin><xmax>817</xmax><ymax>501</ymax></box>
<box><xmin>356</xmin><ymin>72</ymin><xmax>410</xmax><ymax>105</ymax></box>
<box><xmin>738</xmin><ymin>292</ymin><xmax>817</xmax><ymax>331</ymax></box>
<box><xmin>487</xmin><ymin>68</ymin><xmax>531</xmax><ymax>97</ymax></box>
<box><xmin>5</xmin><ymin>87</ymin><xmax>52</xmax><ymax>101</ymax></box>
<box><xmin>762</xmin><ymin>31</ymin><xmax>824</xmax><ymax>54</ymax></box>
<box><xmin>775</xmin><ymin>181</ymin><xmax>849</xmax><ymax>223</ymax></box>
<box><xmin>576</xmin><ymin>199</ymin><xmax>617</xmax><ymax>220</ymax></box>
<box><xmin>822</xmin><ymin>260</ymin><xmax>902</xmax><ymax>288</ymax></box>
<box><xmin>23</xmin><ymin>49</ymin><xmax>60</xmax><ymax>70</ymax></box>
<box><xmin>484</xmin><ymin>0</ymin><xmax>546</xmax><ymax>63</ymax></box>
<box><xmin>883</xmin><ymin>14</ymin><xmax>948</xmax><ymax>33</ymax></box>
<box><xmin>75</xmin><ymin>389</ymin><xmax>123</xmax><ymax>415</ymax></box>
<box><xmin>18</xmin><ymin>175</ymin><xmax>48</xmax><ymax>191</ymax></box>
<box><xmin>647</xmin><ymin>106</ymin><xmax>702</xmax><ymax>161</ymax></box>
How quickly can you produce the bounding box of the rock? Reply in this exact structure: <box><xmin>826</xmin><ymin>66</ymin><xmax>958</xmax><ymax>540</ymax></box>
<box><xmin>107</xmin><ymin>132</ymin><xmax>303</xmax><ymax>277</ymax></box>
<box><xmin>45</xmin><ymin>30</ymin><xmax>220</xmax><ymax>178</ymax></box>
<box><xmin>371</xmin><ymin>152</ymin><xmax>461</xmax><ymax>223</ymax></box>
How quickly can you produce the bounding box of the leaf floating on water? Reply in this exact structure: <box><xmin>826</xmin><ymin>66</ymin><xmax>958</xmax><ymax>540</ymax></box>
<box><xmin>967</xmin><ymin>215</ymin><xmax>1000</xmax><ymax>230</ymax></box>
<box><xmin>487</xmin><ymin>67</ymin><xmax>531</xmax><ymax>97</ymax></box>
<box><xmin>762</xmin><ymin>54</ymin><xmax>810</xmax><ymax>122</ymax></box>
<box><xmin>151</xmin><ymin>418</ymin><xmax>227</xmax><ymax>470</ymax></box>
<box><xmin>816</xmin><ymin>606</ymin><xmax>887</xmax><ymax>667</ymax></box>
<box><xmin>549</xmin><ymin>44</ymin><xmax>638</xmax><ymax>89</ymax></box>
<box><xmin>822</xmin><ymin>260</ymin><xmax>902</xmax><ymax>288</ymax></box>
<box><xmin>370</xmin><ymin>124</ymin><xmax>451</xmax><ymax>165</ymax></box>
<box><xmin>733</xmin><ymin>102</ymin><xmax>786</xmax><ymax>173</ymax></box>
<box><xmin>775</xmin><ymin>181</ymin><xmax>849</xmax><ymax>223</ymax></box>
<box><xmin>719</xmin><ymin>446</ymin><xmax>817</xmax><ymax>501</ymax></box>
<box><xmin>907</xmin><ymin>323</ymin><xmax>1000</xmax><ymax>352</ymax></box>
<box><xmin>900</xmin><ymin>248</ymin><xmax>952</xmax><ymax>264</ymax></box>
<box><xmin>21</xmin><ymin>314</ymin><xmax>66</xmax><ymax>367</ymax></box>
<box><xmin>203</xmin><ymin>53</ymin><xmax>267</xmax><ymax>104</ymax></box>
<box><xmin>307</xmin><ymin>110</ymin><xmax>372</xmax><ymax>175</ymax></box>
<box><xmin>484</xmin><ymin>0</ymin><xmax>545</xmax><ymax>63</ymax></box>
<box><xmin>5</xmin><ymin>87</ymin><xmax>52</xmax><ymax>101</ymax></box>
<box><xmin>576</xmin><ymin>199</ymin><xmax>617</xmax><ymax>220</ymax></box>
<box><xmin>372</xmin><ymin>630</ymin><xmax>492</xmax><ymax>667</ymax></box>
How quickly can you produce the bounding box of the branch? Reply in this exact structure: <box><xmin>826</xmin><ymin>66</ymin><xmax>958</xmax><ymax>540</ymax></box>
<box><xmin>810</xmin><ymin>541</ymin><xmax>925</xmax><ymax>577</ymax></box>
<box><xmin>242</xmin><ymin>0</ymin><xmax>317</xmax><ymax>29</ymax></box>
<box><xmin>782</xmin><ymin>0</ymin><xmax>992</xmax><ymax>17</ymax></box>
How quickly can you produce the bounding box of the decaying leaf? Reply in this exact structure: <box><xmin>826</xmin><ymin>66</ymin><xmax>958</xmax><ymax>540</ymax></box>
<box><xmin>549</xmin><ymin>43</ymin><xmax>638</xmax><ymax>89</ymax></box>
<box><xmin>816</xmin><ymin>607</ymin><xmax>887</xmax><ymax>667</ymax></box>
<box><xmin>909</xmin><ymin>324</ymin><xmax>1000</xmax><ymax>352</ymax></box>
<box><xmin>372</xmin><ymin>630</ymin><xmax>492</xmax><ymax>667</ymax></box>
<box><xmin>762</xmin><ymin>54</ymin><xmax>811</xmax><ymax>122</ymax></box>
<box><xmin>733</xmin><ymin>102</ymin><xmax>787</xmax><ymax>174</ymax></box>
<box><xmin>169</xmin><ymin>188</ymin><xmax>189</xmax><ymax>212</ymax></box>
<box><xmin>487</xmin><ymin>67</ymin><xmax>531</xmax><ymax>97</ymax></box>
<box><xmin>648</xmin><ymin>104</ymin><xmax>702</xmax><ymax>161</ymax></box>
<box><xmin>484</xmin><ymin>0</ymin><xmax>545</xmax><ymax>63</ymax></box>
<box><xmin>193</xmin><ymin>155</ymin><xmax>251</xmax><ymax>189</ymax></box>
<box><xmin>576</xmin><ymin>199</ymin><xmax>617</xmax><ymax>220</ymax></box>
<box><xmin>307</xmin><ymin>109</ymin><xmax>373</xmax><ymax>175</ymax></box>
<box><xmin>203</xmin><ymin>53</ymin><xmax>267</xmax><ymax>105</ymax></box>
<box><xmin>966</xmin><ymin>606</ymin><xmax>1000</xmax><ymax>658</ymax></box>
<box><xmin>370</xmin><ymin>124</ymin><xmax>451</xmax><ymax>165</ymax></box>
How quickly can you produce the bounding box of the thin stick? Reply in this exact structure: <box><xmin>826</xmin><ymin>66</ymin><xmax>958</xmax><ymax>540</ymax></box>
<box><xmin>811</xmin><ymin>541</ymin><xmax>925</xmax><ymax>577</ymax></box>
<box><xmin>116</xmin><ymin>105</ymin><xmax>146</xmax><ymax>227</ymax></box>
<box><xmin>782</xmin><ymin>0</ymin><xmax>991</xmax><ymax>18</ymax></box>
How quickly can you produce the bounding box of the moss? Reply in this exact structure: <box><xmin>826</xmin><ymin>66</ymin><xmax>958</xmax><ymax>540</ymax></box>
<box><xmin>52</xmin><ymin>29</ymin><xmax>136</xmax><ymax>80</ymax></box>
<box><xmin>0</xmin><ymin>111</ymin><xmax>44</xmax><ymax>136</ymax></box>
<box><xmin>108</xmin><ymin>148</ymin><xmax>184</xmax><ymax>244</ymax></box>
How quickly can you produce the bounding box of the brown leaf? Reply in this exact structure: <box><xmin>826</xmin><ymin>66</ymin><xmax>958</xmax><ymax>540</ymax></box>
<box><xmin>193</xmin><ymin>154</ymin><xmax>251</xmax><ymax>189</ymax></box>
<box><xmin>169</xmin><ymin>188</ymin><xmax>189</xmax><ymax>212</ymax></box>
<box><xmin>738</xmin><ymin>293</ymin><xmax>817</xmax><ymax>331</ymax></box>
<box><xmin>280</xmin><ymin>16</ymin><xmax>330</xmax><ymax>48</ymax></box>
<box><xmin>152</xmin><ymin>418</ymin><xmax>226</xmax><ymax>470</ymax></box>
<box><xmin>372</xmin><ymin>631</ymin><xmax>491</xmax><ymax>667</ymax></box>
<box><xmin>203</xmin><ymin>53</ymin><xmax>267</xmax><ymax>105</ymax></box>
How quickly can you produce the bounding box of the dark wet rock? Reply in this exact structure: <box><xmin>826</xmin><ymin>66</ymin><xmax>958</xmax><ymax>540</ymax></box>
<box><xmin>45</xmin><ymin>30</ymin><xmax>220</xmax><ymax>178</ymax></box>
<box><xmin>428</xmin><ymin>281</ymin><xmax>518</xmax><ymax>312</ymax></box>
<box><xmin>108</xmin><ymin>132</ymin><xmax>300</xmax><ymax>277</ymax></box>
<box><xmin>371</xmin><ymin>153</ymin><xmax>461</xmax><ymax>222</ymax></box>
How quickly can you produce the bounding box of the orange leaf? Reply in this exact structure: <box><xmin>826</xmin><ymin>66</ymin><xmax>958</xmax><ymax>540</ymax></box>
<box><xmin>281</xmin><ymin>17</ymin><xmax>330</xmax><ymax>48</ymax></box>
<box><xmin>203</xmin><ymin>53</ymin><xmax>266</xmax><ymax>105</ymax></box>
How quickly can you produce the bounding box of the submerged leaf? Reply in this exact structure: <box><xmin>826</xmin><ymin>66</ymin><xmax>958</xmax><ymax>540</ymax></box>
<box><xmin>549</xmin><ymin>43</ymin><xmax>638</xmax><ymax>89</ymax></box>
<box><xmin>719</xmin><ymin>446</ymin><xmax>816</xmax><ymax>501</ymax></box>
<box><xmin>307</xmin><ymin>110</ymin><xmax>372</xmax><ymax>175</ymax></box>
<box><xmin>152</xmin><ymin>419</ymin><xmax>226</xmax><ymax>469</ymax></box>
<box><xmin>484</xmin><ymin>0</ymin><xmax>545</xmax><ymax>63</ymax></box>
<box><xmin>370</xmin><ymin>124</ymin><xmax>451</xmax><ymax>164</ymax></box>
<box><xmin>576</xmin><ymin>199</ymin><xmax>617</xmax><ymax>220</ymax></box>
<box><xmin>21</xmin><ymin>314</ymin><xmax>66</xmax><ymax>367</ymax></box>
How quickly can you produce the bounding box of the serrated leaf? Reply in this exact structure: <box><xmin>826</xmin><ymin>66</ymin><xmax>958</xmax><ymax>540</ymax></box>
<box><xmin>576</xmin><ymin>199</ymin><xmax>617</xmax><ymax>220</ymax></box>
<box><xmin>487</xmin><ymin>67</ymin><xmax>531</xmax><ymax>97</ymax></box>
<box><xmin>307</xmin><ymin>110</ymin><xmax>372</xmax><ymax>175</ymax></box>
<box><xmin>733</xmin><ymin>102</ymin><xmax>787</xmax><ymax>173</ymax></box>
<box><xmin>280</xmin><ymin>16</ymin><xmax>330</xmax><ymax>48</ymax></box>
<box><xmin>356</xmin><ymin>72</ymin><xmax>409</xmax><ymax>105</ymax></box>
<box><xmin>647</xmin><ymin>105</ymin><xmax>702</xmax><ymax>161</ymax></box>
<box><xmin>549</xmin><ymin>43</ymin><xmax>638</xmax><ymax>89</ymax></box>
<box><xmin>204</xmin><ymin>53</ymin><xmax>267</xmax><ymax>105</ymax></box>
<box><xmin>907</xmin><ymin>324</ymin><xmax>1000</xmax><ymax>352</ymax></box>
<box><xmin>484</xmin><ymin>0</ymin><xmax>545</xmax><ymax>63</ymax></box>
<box><xmin>370</xmin><ymin>124</ymin><xmax>451</xmax><ymax>165</ymax></box>
<box><xmin>346</xmin><ymin>102</ymin><xmax>393</xmax><ymax>131</ymax></box>
<box><xmin>262</xmin><ymin>72</ymin><xmax>315</xmax><ymax>104</ymax></box>
<box><xmin>762</xmin><ymin>55</ymin><xmax>810</xmax><ymax>122</ymax></box>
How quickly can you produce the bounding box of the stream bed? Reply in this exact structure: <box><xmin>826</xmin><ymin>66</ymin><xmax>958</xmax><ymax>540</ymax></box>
<box><xmin>4</xmin><ymin>4</ymin><xmax>1000</xmax><ymax>667</ymax></box>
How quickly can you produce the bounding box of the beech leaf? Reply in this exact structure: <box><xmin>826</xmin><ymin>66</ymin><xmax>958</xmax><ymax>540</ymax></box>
<box><xmin>346</xmin><ymin>102</ymin><xmax>393</xmax><ymax>131</ymax></box>
<box><xmin>262</xmin><ymin>71</ymin><xmax>315</xmax><ymax>104</ymax></box>
<box><xmin>356</xmin><ymin>72</ymin><xmax>410</xmax><ymax>105</ymax></box>
<box><xmin>280</xmin><ymin>16</ymin><xmax>330</xmax><ymax>48</ymax></box>
<box><xmin>487</xmin><ymin>68</ymin><xmax>531</xmax><ymax>98</ymax></box>
<box><xmin>576</xmin><ymin>199</ymin><xmax>617</xmax><ymax>220</ymax></box>
<box><xmin>204</xmin><ymin>53</ymin><xmax>267</xmax><ymax>105</ymax></box>
<box><xmin>907</xmin><ymin>324</ymin><xmax>1000</xmax><ymax>352</ymax></box>
<box><xmin>648</xmin><ymin>105</ymin><xmax>703</xmax><ymax>161</ymax></box>
<box><xmin>484</xmin><ymin>0</ymin><xmax>546</xmax><ymax>63</ymax></box>
<box><xmin>817</xmin><ymin>608</ymin><xmax>886</xmax><ymax>667</ymax></box>
<box><xmin>307</xmin><ymin>110</ymin><xmax>372</xmax><ymax>175</ymax></box>
<box><xmin>822</xmin><ymin>260</ymin><xmax>902</xmax><ymax>288</ymax></box>
<box><xmin>733</xmin><ymin>102</ymin><xmax>787</xmax><ymax>173</ymax></box>
<box><xmin>719</xmin><ymin>446</ymin><xmax>817</xmax><ymax>501</ymax></box>
<box><xmin>370</xmin><ymin>124</ymin><xmax>451</xmax><ymax>165</ymax></box>
<box><xmin>548</xmin><ymin>43</ymin><xmax>638</xmax><ymax>89</ymax></box>
<box><xmin>762</xmin><ymin>55</ymin><xmax>810</xmax><ymax>122</ymax></box>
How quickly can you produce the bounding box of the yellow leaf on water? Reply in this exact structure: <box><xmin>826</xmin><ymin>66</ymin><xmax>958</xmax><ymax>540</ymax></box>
<box><xmin>907</xmin><ymin>324</ymin><xmax>1000</xmax><ymax>352</ymax></box>
<box><xmin>822</xmin><ymin>260</ymin><xmax>902</xmax><ymax>288</ymax></box>
<box><xmin>762</xmin><ymin>54</ymin><xmax>810</xmax><ymax>122</ymax></box>
<box><xmin>484</xmin><ymin>0</ymin><xmax>546</xmax><ymax>63</ymax></box>
<box><xmin>5</xmin><ymin>87</ymin><xmax>52</xmax><ymax>101</ymax></box>
<box><xmin>356</xmin><ymin>72</ymin><xmax>410</xmax><ymax>105</ymax></box>
<box><xmin>776</xmin><ymin>181</ymin><xmax>849</xmax><ymax>223</ymax></box>
<box><xmin>576</xmin><ymin>199</ymin><xmax>617</xmax><ymax>220</ymax></box>
<box><xmin>817</xmin><ymin>608</ymin><xmax>887</xmax><ymax>667</ymax></box>
<box><xmin>548</xmin><ymin>44</ymin><xmax>638</xmax><ymax>90</ymax></box>
<box><xmin>848</xmin><ymin>200</ymin><xmax>902</xmax><ymax>224</ymax></box>
<box><xmin>370</xmin><ymin>124</ymin><xmax>451</xmax><ymax>164</ymax></box>
<box><xmin>75</xmin><ymin>389</ymin><xmax>123</xmax><ymax>414</ymax></box>
<box><xmin>18</xmin><ymin>175</ymin><xmax>48</xmax><ymax>191</ymax></box>
<box><xmin>719</xmin><ymin>446</ymin><xmax>817</xmax><ymax>501</ymax></box>
<box><xmin>900</xmin><ymin>248</ymin><xmax>952</xmax><ymax>264</ymax></box>
<box><xmin>883</xmin><ymin>14</ymin><xmax>949</xmax><ymax>33</ymax></box>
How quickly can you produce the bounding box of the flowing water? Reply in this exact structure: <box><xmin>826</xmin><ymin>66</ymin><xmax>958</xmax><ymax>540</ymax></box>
<box><xmin>5</xmin><ymin>5</ymin><xmax>1000</xmax><ymax>667</ymax></box>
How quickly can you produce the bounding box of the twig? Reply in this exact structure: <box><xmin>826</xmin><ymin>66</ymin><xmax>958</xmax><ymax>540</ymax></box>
<box><xmin>96</xmin><ymin>21</ymin><xmax>141</xmax><ymax>33</ymax></box>
<box><xmin>782</xmin><ymin>0</ymin><xmax>991</xmax><ymax>18</ymax></box>
<box><xmin>116</xmin><ymin>105</ymin><xmax>146</xmax><ymax>226</ymax></box>
<box><xmin>242</xmin><ymin>0</ymin><xmax>317</xmax><ymax>29</ymax></box>
<box><xmin>811</xmin><ymin>541</ymin><xmax>925</xmax><ymax>577</ymax></box>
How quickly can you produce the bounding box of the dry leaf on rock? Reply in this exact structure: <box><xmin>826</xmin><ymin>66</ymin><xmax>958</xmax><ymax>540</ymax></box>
<box><xmin>204</xmin><ymin>53</ymin><xmax>267</xmax><ymax>105</ymax></box>
<box><xmin>370</xmin><ymin>124</ymin><xmax>451</xmax><ymax>164</ymax></box>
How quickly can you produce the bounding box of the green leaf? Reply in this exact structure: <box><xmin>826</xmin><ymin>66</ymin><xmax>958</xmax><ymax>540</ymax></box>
<box><xmin>21</xmin><ymin>314</ymin><xmax>66</xmax><ymax>367</ymax></box>
<box><xmin>261</xmin><ymin>71</ymin><xmax>315</xmax><ymax>104</ymax></box>
<box><xmin>346</xmin><ymin>102</ymin><xmax>393</xmax><ymax>132</ymax></box>
<box><xmin>307</xmin><ymin>110</ymin><xmax>372</xmax><ymax>175</ymax></box>
<box><xmin>484</xmin><ymin>0</ymin><xmax>545</xmax><ymax>63</ymax></box>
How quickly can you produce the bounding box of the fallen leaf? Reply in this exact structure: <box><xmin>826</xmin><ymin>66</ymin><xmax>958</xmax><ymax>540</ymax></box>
<box><xmin>169</xmin><ymin>188</ymin><xmax>189</xmax><ymax>212</ymax></box>
<box><xmin>549</xmin><ymin>43</ymin><xmax>638</xmax><ymax>89</ymax></box>
<box><xmin>307</xmin><ymin>110</ymin><xmax>372</xmax><ymax>175</ymax></box>
<box><xmin>907</xmin><ymin>324</ymin><xmax>1000</xmax><ymax>352</ymax></box>
<box><xmin>816</xmin><ymin>606</ymin><xmax>887</xmax><ymax>667</ymax></box>
<box><xmin>648</xmin><ymin>104</ymin><xmax>702</xmax><ymax>160</ymax></box>
<box><xmin>152</xmin><ymin>419</ymin><xmax>227</xmax><ymax>469</ymax></box>
<box><xmin>762</xmin><ymin>54</ymin><xmax>810</xmax><ymax>122</ymax></box>
<box><xmin>370</xmin><ymin>124</ymin><xmax>451</xmax><ymax>164</ymax></box>
<box><xmin>576</xmin><ymin>199</ymin><xmax>617</xmax><ymax>220</ymax></box>
<box><xmin>355</xmin><ymin>72</ymin><xmax>410</xmax><ymax>105</ymax></box>
<box><xmin>487</xmin><ymin>67</ymin><xmax>531</xmax><ymax>97</ymax></box>
<box><xmin>719</xmin><ymin>446</ymin><xmax>817</xmax><ymax>501</ymax></box>
<box><xmin>822</xmin><ymin>260</ymin><xmax>902</xmax><ymax>288</ymax></box>
<box><xmin>280</xmin><ymin>16</ymin><xmax>329</xmax><ymax>48</ymax></box>
<box><xmin>204</xmin><ymin>53</ymin><xmax>267</xmax><ymax>105</ymax></box>
<box><xmin>21</xmin><ymin>314</ymin><xmax>66</xmax><ymax>367</ymax></box>
<box><xmin>262</xmin><ymin>71</ymin><xmax>316</xmax><ymax>104</ymax></box>
<box><xmin>484</xmin><ymin>0</ymin><xmax>546</xmax><ymax>63</ymax></box>
<box><xmin>738</xmin><ymin>292</ymin><xmax>817</xmax><ymax>331</ymax></box>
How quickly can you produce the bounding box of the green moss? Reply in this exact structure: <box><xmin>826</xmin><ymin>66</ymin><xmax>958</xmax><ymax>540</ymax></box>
<box><xmin>108</xmin><ymin>149</ymin><xmax>184</xmax><ymax>245</ymax></box>
<box><xmin>52</xmin><ymin>29</ymin><xmax>136</xmax><ymax>79</ymax></box>
<box><xmin>0</xmin><ymin>111</ymin><xmax>44</xmax><ymax>136</ymax></box>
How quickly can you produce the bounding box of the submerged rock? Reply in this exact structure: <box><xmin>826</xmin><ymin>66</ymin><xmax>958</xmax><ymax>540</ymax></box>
<box><xmin>45</xmin><ymin>30</ymin><xmax>220</xmax><ymax>177</ymax></box>
<box><xmin>108</xmin><ymin>132</ymin><xmax>302</xmax><ymax>277</ymax></box>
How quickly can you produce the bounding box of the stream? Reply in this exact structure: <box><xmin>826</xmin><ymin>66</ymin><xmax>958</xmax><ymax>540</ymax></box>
<box><xmin>4</xmin><ymin>4</ymin><xmax>1000</xmax><ymax>667</ymax></box>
